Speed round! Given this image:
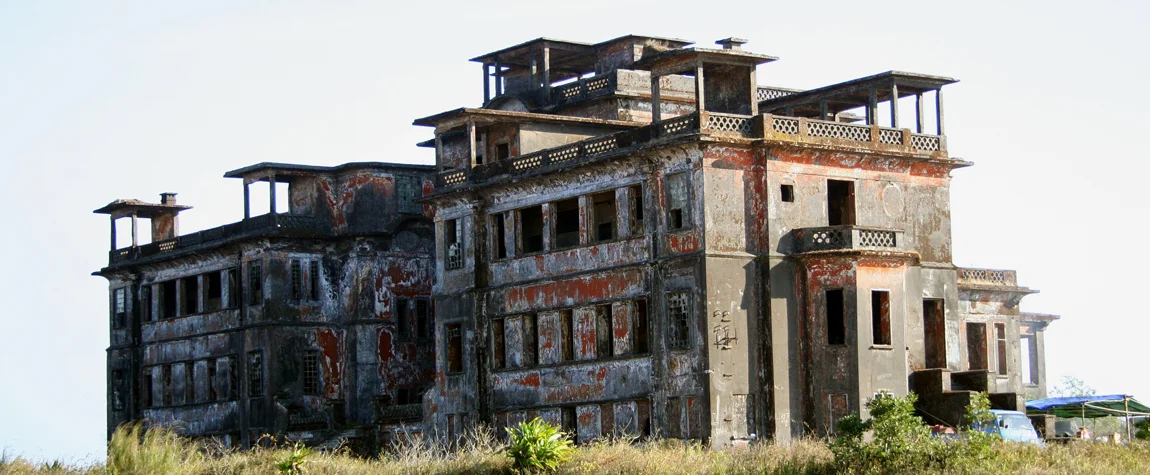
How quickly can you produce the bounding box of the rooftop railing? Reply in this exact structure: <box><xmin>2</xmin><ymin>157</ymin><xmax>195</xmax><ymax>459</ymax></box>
<box><xmin>434</xmin><ymin>111</ymin><xmax>948</xmax><ymax>190</ymax></box>
<box><xmin>377</xmin><ymin>403</ymin><xmax>423</xmax><ymax>424</ymax></box>
<box><xmin>794</xmin><ymin>225</ymin><xmax>905</xmax><ymax>253</ymax></box>
<box><xmin>957</xmin><ymin>268</ymin><xmax>1018</xmax><ymax>287</ymax></box>
<box><xmin>550</xmin><ymin>75</ymin><xmax>616</xmax><ymax>106</ymax></box>
<box><xmin>109</xmin><ymin>213</ymin><xmax>319</xmax><ymax>265</ymax></box>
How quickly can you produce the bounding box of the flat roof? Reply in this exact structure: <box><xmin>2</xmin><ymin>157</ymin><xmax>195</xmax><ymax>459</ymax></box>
<box><xmin>93</xmin><ymin>199</ymin><xmax>192</xmax><ymax>216</ymax></box>
<box><xmin>412</xmin><ymin>107</ymin><xmax>644</xmax><ymax>129</ymax></box>
<box><xmin>223</xmin><ymin>161</ymin><xmax>435</xmax><ymax>179</ymax></box>
<box><xmin>759</xmin><ymin>71</ymin><xmax>958</xmax><ymax>116</ymax></box>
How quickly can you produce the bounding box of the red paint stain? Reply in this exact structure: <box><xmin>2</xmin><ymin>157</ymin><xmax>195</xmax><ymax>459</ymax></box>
<box><xmin>504</xmin><ymin>269</ymin><xmax>643</xmax><ymax>313</ymax></box>
<box><xmin>668</xmin><ymin>232</ymin><xmax>699</xmax><ymax>254</ymax></box>
<box><xmin>316</xmin><ymin>328</ymin><xmax>343</xmax><ymax>398</ymax></box>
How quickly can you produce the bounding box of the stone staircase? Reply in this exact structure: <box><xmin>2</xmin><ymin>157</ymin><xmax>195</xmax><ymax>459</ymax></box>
<box><xmin>910</xmin><ymin>369</ymin><xmax>1024</xmax><ymax>428</ymax></box>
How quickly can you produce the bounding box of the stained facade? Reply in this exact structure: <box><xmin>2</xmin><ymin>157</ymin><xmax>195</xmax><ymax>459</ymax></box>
<box><xmin>95</xmin><ymin>163</ymin><xmax>436</xmax><ymax>448</ymax></box>
<box><xmin>97</xmin><ymin>34</ymin><xmax>1059</xmax><ymax>449</ymax></box>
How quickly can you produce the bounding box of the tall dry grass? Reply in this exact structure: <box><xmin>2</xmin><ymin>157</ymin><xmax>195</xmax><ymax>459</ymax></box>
<box><xmin>4</xmin><ymin>425</ymin><xmax>1150</xmax><ymax>474</ymax></box>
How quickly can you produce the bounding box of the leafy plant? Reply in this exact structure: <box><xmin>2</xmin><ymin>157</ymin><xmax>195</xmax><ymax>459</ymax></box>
<box><xmin>505</xmin><ymin>417</ymin><xmax>575</xmax><ymax>473</ymax></box>
<box><xmin>274</xmin><ymin>442</ymin><xmax>312</xmax><ymax>474</ymax></box>
<box><xmin>831</xmin><ymin>393</ymin><xmax>943</xmax><ymax>474</ymax></box>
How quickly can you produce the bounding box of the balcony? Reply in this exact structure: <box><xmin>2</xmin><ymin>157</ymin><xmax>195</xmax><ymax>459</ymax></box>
<box><xmin>108</xmin><ymin>213</ymin><xmax>319</xmax><ymax>265</ymax></box>
<box><xmin>434</xmin><ymin>111</ymin><xmax>950</xmax><ymax>191</ymax></box>
<box><xmin>794</xmin><ymin>226</ymin><xmax>905</xmax><ymax>253</ymax></box>
<box><xmin>377</xmin><ymin>403</ymin><xmax>422</xmax><ymax>424</ymax></box>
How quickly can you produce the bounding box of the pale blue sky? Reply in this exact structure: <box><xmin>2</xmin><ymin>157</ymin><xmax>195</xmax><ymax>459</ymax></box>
<box><xmin>1</xmin><ymin>0</ymin><xmax>1147</xmax><ymax>463</ymax></box>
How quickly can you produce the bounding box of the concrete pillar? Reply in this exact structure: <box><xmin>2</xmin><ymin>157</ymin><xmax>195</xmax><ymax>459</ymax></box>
<box><xmin>935</xmin><ymin>89</ymin><xmax>946</xmax><ymax>135</ymax></box>
<box><xmin>650</xmin><ymin>74</ymin><xmax>662</xmax><ymax>124</ymax></box>
<box><xmin>110</xmin><ymin>215</ymin><xmax>117</xmax><ymax>250</ymax></box>
<box><xmin>483</xmin><ymin>63</ymin><xmax>491</xmax><ymax>104</ymax></box>
<box><xmin>694</xmin><ymin>63</ymin><xmax>706</xmax><ymax>113</ymax></box>
<box><xmin>243</xmin><ymin>182</ymin><xmax>251</xmax><ymax>219</ymax></box>
<box><xmin>542</xmin><ymin>47</ymin><xmax>551</xmax><ymax>101</ymax></box>
<box><xmin>494</xmin><ymin>59</ymin><xmax>503</xmax><ymax>96</ymax></box>
<box><xmin>890</xmin><ymin>83</ymin><xmax>899</xmax><ymax>128</ymax></box>
<box><xmin>867</xmin><ymin>87</ymin><xmax>878</xmax><ymax>125</ymax></box>
<box><xmin>915</xmin><ymin>93</ymin><xmax>925</xmax><ymax>133</ymax></box>
<box><xmin>131</xmin><ymin>212</ymin><xmax>138</xmax><ymax>247</ymax></box>
<box><xmin>466</xmin><ymin>120</ymin><xmax>477</xmax><ymax>168</ymax></box>
<box><xmin>268</xmin><ymin>174</ymin><xmax>277</xmax><ymax>214</ymax></box>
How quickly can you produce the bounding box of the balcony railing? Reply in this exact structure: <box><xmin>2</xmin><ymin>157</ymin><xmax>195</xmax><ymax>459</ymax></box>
<box><xmin>794</xmin><ymin>226</ymin><xmax>904</xmax><ymax>253</ymax></box>
<box><xmin>377</xmin><ymin>403</ymin><xmax>422</xmax><ymax>424</ymax></box>
<box><xmin>957</xmin><ymin>268</ymin><xmax>1018</xmax><ymax>287</ymax></box>
<box><xmin>757</xmin><ymin>86</ymin><xmax>800</xmax><ymax>102</ymax></box>
<box><xmin>108</xmin><ymin>214</ymin><xmax>319</xmax><ymax>265</ymax></box>
<box><xmin>550</xmin><ymin>74</ymin><xmax>616</xmax><ymax>106</ymax></box>
<box><xmin>434</xmin><ymin>111</ymin><xmax>948</xmax><ymax>191</ymax></box>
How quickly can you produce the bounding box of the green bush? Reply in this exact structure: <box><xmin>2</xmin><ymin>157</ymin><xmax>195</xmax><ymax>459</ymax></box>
<box><xmin>274</xmin><ymin>441</ymin><xmax>312</xmax><ymax>474</ymax></box>
<box><xmin>831</xmin><ymin>393</ymin><xmax>945</xmax><ymax>474</ymax></box>
<box><xmin>505</xmin><ymin>418</ymin><xmax>575</xmax><ymax>473</ymax></box>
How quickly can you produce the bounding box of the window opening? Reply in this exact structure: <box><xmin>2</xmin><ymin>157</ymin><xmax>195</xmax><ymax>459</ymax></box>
<box><xmin>781</xmin><ymin>184</ymin><xmax>795</xmax><ymax>203</ymax></box>
<box><xmin>397</xmin><ymin>387</ymin><xmax>416</xmax><ymax>405</ymax></box>
<box><xmin>397</xmin><ymin>175</ymin><xmax>423</xmax><ymax>214</ymax></box>
<box><xmin>923</xmin><ymin>299</ymin><xmax>946</xmax><ymax>368</ymax></box>
<box><xmin>629</xmin><ymin>184</ymin><xmax>644</xmax><ymax>235</ymax></box>
<box><xmin>554</xmin><ymin>198</ymin><xmax>580</xmax><ymax>249</ymax></box>
<box><xmin>826</xmin><ymin>289</ymin><xmax>846</xmax><ymax>345</ymax></box>
<box><xmin>666</xmin><ymin>173</ymin><xmax>690</xmax><ymax>230</ymax></box>
<box><xmin>995</xmin><ymin>323</ymin><xmax>1008</xmax><ymax>376</ymax></box>
<box><xmin>827</xmin><ymin>180</ymin><xmax>855</xmax><ymax>226</ymax></box>
<box><xmin>445</xmin><ymin>219</ymin><xmax>463</xmax><ymax>270</ymax></box>
<box><xmin>274</xmin><ymin>181</ymin><xmax>290</xmax><ymax>214</ymax></box>
<box><xmin>113</xmin><ymin>288</ymin><xmax>127</xmax><ymax>329</ymax></box>
<box><xmin>302</xmin><ymin>350</ymin><xmax>320</xmax><ymax>396</ymax></box>
<box><xmin>248</xmin><ymin>351</ymin><xmax>263</xmax><ymax>398</ymax></box>
<box><xmin>184</xmin><ymin>362</ymin><xmax>194</xmax><ymax>404</ymax></box>
<box><xmin>161</xmin><ymin>280</ymin><xmax>177</xmax><ymax>318</ymax></box>
<box><xmin>492</xmin><ymin>318</ymin><xmax>506</xmax><ymax>369</ymax></box>
<box><xmin>492</xmin><ymin>213</ymin><xmax>507</xmax><ymax>259</ymax></box>
<box><xmin>495</xmin><ymin>142</ymin><xmax>511</xmax><ymax>161</ymax></box>
<box><xmin>291</xmin><ymin>259</ymin><xmax>302</xmax><ymax>300</ymax></box>
<box><xmin>162</xmin><ymin>365</ymin><xmax>173</xmax><ymax>406</ymax></box>
<box><xmin>634</xmin><ymin>299</ymin><xmax>649</xmax><ymax>354</ymax></box>
<box><xmin>112</xmin><ymin>370</ymin><xmax>124</xmax><ymax>411</ymax></box>
<box><xmin>966</xmin><ymin>322</ymin><xmax>988</xmax><ymax>370</ymax></box>
<box><xmin>141</xmin><ymin>286</ymin><xmax>152</xmax><ymax>323</ymax></box>
<box><xmin>248</xmin><ymin>262</ymin><xmax>263</xmax><ymax>306</ymax></box>
<box><xmin>591</xmin><ymin>191</ymin><xmax>617</xmax><ymax>242</ymax></box>
<box><xmin>205</xmin><ymin>271</ymin><xmax>223</xmax><ymax>312</ymax></box>
<box><xmin>446</xmin><ymin>324</ymin><xmax>463</xmax><ymax>373</ymax></box>
<box><xmin>595</xmin><ymin>304</ymin><xmax>613</xmax><ymax>358</ymax></box>
<box><xmin>668</xmin><ymin>291</ymin><xmax>691</xmax><ymax>350</ymax></box>
<box><xmin>560</xmin><ymin>310</ymin><xmax>574</xmax><ymax>361</ymax></box>
<box><xmin>871</xmin><ymin>290</ymin><xmax>891</xmax><ymax>345</ymax></box>
<box><xmin>519</xmin><ymin>206</ymin><xmax>545</xmax><ymax>253</ymax></box>
<box><xmin>182</xmin><ymin>276</ymin><xmax>199</xmax><ymax>315</ymax></box>
<box><xmin>226</xmin><ymin>268</ymin><xmax>238</xmax><ymax>309</ymax></box>
<box><xmin>416</xmin><ymin>299</ymin><xmax>431</xmax><ymax>340</ymax></box>
<box><xmin>1021</xmin><ymin>336</ymin><xmax>1036</xmax><ymax>385</ymax></box>
<box><xmin>523</xmin><ymin>313</ymin><xmax>537</xmax><ymax>366</ymax></box>
<box><xmin>474</xmin><ymin>134</ymin><xmax>485</xmax><ymax>165</ymax></box>
<box><xmin>228</xmin><ymin>357</ymin><xmax>237</xmax><ymax>400</ymax></box>
<box><xmin>396</xmin><ymin>298</ymin><xmax>410</xmax><ymax>341</ymax></box>
<box><xmin>142</xmin><ymin>373</ymin><xmax>153</xmax><ymax>408</ymax></box>
<box><xmin>309</xmin><ymin>260</ymin><xmax>320</xmax><ymax>300</ymax></box>
<box><xmin>207</xmin><ymin>359</ymin><xmax>217</xmax><ymax>400</ymax></box>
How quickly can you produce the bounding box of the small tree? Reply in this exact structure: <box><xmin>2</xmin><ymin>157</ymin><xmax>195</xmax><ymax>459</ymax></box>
<box><xmin>831</xmin><ymin>393</ymin><xmax>941</xmax><ymax>474</ymax></box>
<box><xmin>505</xmin><ymin>418</ymin><xmax>575</xmax><ymax>473</ymax></box>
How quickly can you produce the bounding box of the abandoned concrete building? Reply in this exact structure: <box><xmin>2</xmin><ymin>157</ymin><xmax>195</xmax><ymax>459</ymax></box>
<box><xmin>97</xmin><ymin>34</ymin><xmax>1060</xmax><ymax>448</ymax></box>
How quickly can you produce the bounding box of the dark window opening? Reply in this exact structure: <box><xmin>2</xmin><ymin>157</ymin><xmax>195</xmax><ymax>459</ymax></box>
<box><xmin>668</xmin><ymin>291</ymin><xmax>691</xmax><ymax>350</ymax></box>
<box><xmin>160</xmin><ymin>280</ymin><xmax>177</xmax><ymax>318</ymax></box>
<box><xmin>416</xmin><ymin>299</ymin><xmax>431</xmax><ymax>340</ymax></box>
<box><xmin>162</xmin><ymin>365</ymin><xmax>173</xmax><ymax>406</ymax></box>
<box><xmin>495</xmin><ymin>142</ymin><xmax>510</xmax><ymax>161</ymax></box>
<box><xmin>827</xmin><ymin>180</ymin><xmax>855</xmax><ymax>226</ymax></box>
<box><xmin>248</xmin><ymin>351</ymin><xmax>263</xmax><ymax>398</ymax></box>
<box><xmin>995</xmin><ymin>323</ymin><xmax>1008</xmax><ymax>376</ymax></box>
<box><xmin>113</xmin><ymin>288</ymin><xmax>127</xmax><ymax>329</ymax></box>
<box><xmin>397</xmin><ymin>175</ymin><xmax>422</xmax><ymax>215</ymax></box>
<box><xmin>492</xmin><ymin>213</ymin><xmax>507</xmax><ymax>259</ymax></box>
<box><xmin>291</xmin><ymin>259</ymin><xmax>303</xmax><ymax>300</ymax></box>
<box><xmin>491</xmin><ymin>318</ymin><xmax>506</xmax><ymax>369</ymax></box>
<box><xmin>560</xmin><ymin>310</ymin><xmax>574</xmax><ymax>361</ymax></box>
<box><xmin>561</xmin><ymin>407</ymin><xmax>577</xmax><ymax>439</ymax></box>
<box><xmin>826</xmin><ymin>289</ymin><xmax>846</xmax><ymax>345</ymax></box>
<box><xmin>182</xmin><ymin>277</ymin><xmax>199</xmax><ymax>315</ymax></box>
<box><xmin>666</xmin><ymin>173</ymin><xmax>690</xmax><ymax>231</ymax></box>
<box><xmin>228</xmin><ymin>357</ymin><xmax>237</xmax><ymax>400</ymax></box>
<box><xmin>446</xmin><ymin>324</ymin><xmax>463</xmax><ymax>373</ymax></box>
<box><xmin>111</xmin><ymin>370</ymin><xmax>124</xmax><ymax>411</ymax></box>
<box><xmin>871</xmin><ymin>290</ymin><xmax>891</xmax><ymax>346</ymax></box>
<box><xmin>923</xmin><ymin>299</ymin><xmax>946</xmax><ymax>368</ymax></box>
<box><xmin>523</xmin><ymin>313</ymin><xmax>537</xmax><ymax>366</ymax></box>
<box><xmin>554</xmin><ymin>198</ymin><xmax>580</xmax><ymax>249</ymax></box>
<box><xmin>519</xmin><ymin>206</ymin><xmax>545</xmax><ymax>254</ymax></box>
<box><xmin>207</xmin><ymin>359</ymin><xmax>218</xmax><ymax>401</ymax></box>
<box><xmin>595</xmin><ymin>304</ymin><xmax>613</xmax><ymax>358</ymax></box>
<box><xmin>309</xmin><ymin>260</ymin><xmax>320</xmax><ymax>300</ymax></box>
<box><xmin>396</xmin><ymin>298</ymin><xmax>410</xmax><ymax>341</ymax></box>
<box><xmin>967</xmin><ymin>322</ymin><xmax>988</xmax><ymax>371</ymax></box>
<box><xmin>142</xmin><ymin>374</ymin><xmax>153</xmax><ymax>408</ymax></box>
<box><xmin>629</xmin><ymin>184</ymin><xmax>644</xmax><ymax>235</ymax></box>
<box><xmin>226</xmin><ymin>268</ymin><xmax>238</xmax><ymax>309</ymax></box>
<box><xmin>141</xmin><ymin>286</ymin><xmax>152</xmax><ymax>323</ymax></box>
<box><xmin>184</xmin><ymin>362</ymin><xmax>194</xmax><ymax>404</ymax></box>
<box><xmin>634</xmin><ymin>299</ymin><xmax>649</xmax><ymax>354</ymax></box>
<box><xmin>248</xmin><ymin>262</ymin><xmax>263</xmax><ymax>306</ymax></box>
<box><xmin>302</xmin><ymin>350</ymin><xmax>320</xmax><ymax>396</ymax></box>
<box><xmin>397</xmin><ymin>387</ymin><xmax>416</xmax><ymax>405</ymax></box>
<box><xmin>445</xmin><ymin>219</ymin><xmax>463</xmax><ymax>270</ymax></box>
<box><xmin>205</xmin><ymin>271</ymin><xmax>223</xmax><ymax>312</ymax></box>
<box><xmin>591</xmin><ymin>191</ymin><xmax>617</xmax><ymax>243</ymax></box>
<box><xmin>781</xmin><ymin>184</ymin><xmax>795</xmax><ymax>203</ymax></box>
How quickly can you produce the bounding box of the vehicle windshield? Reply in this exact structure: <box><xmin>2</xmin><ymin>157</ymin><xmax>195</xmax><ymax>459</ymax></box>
<box><xmin>999</xmin><ymin>414</ymin><xmax>1033</xmax><ymax>430</ymax></box>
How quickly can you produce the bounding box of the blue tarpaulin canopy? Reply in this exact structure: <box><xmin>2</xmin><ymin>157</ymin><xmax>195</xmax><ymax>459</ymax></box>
<box><xmin>1026</xmin><ymin>395</ymin><xmax>1150</xmax><ymax>419</ymax></box>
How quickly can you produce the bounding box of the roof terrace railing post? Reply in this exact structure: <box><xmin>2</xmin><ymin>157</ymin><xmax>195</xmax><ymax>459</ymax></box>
<box><xmin>467</xmin><ymin>120</ymin><xmax>478</xmax><ymax>168</ymax></box>
<box><xmin>268</xmin><ymin>173</ymin><xmax>277</xmax><ymax>215</ymax></box>
<box><xmin>867</xmin><ymin>87</ymin><xmax>878</xmax><ymax>126</ymax></box>
<box><xmin>890</xmin><ymin>83</ymin><xmax>899</xmax><ymax>129</ymax></box>
<box><xmin>243</xmin><ymin>182</ymin><xmax>251</xmax><ymax>220</ymax></box>
<box><xmin>542</xmin><ymin>47</ymin><xmax>551</xmax><ymax>102</ymax></box>
<box><xmin>131</xmin><ymin>212</ymin><xmax>138</xmax><ymax>248</ymax></box>
<box><xmin>110</xmin><ymin>215</ymin><xmax>117</xmax><ymax>250</ymax></box>
<box><xmin>935</xmin><ymin>89</ymin><xmax>946</xmax><ymax>135</ymax></box>
<box><xmin>915</xmin><ymin>93</ymin><xmax>925</xmax><ymax>134</ymax></box>
<box><xmin>483</xmin><ymin>63</ymin><xmax>491</xmax><ymax>104</ymax></box>
<box><xmin>650</xmin><ymin>74</ymin><xmax>662</xmax><ymax>129</ymax></box>
<box><xmin>494</xmin><ymin>58</ymin><xmax>503</xmax><ymax>96</ymax></box>
<box><xmin>819</xmin><ymin>100</ymin><xmax>828</xmax><ymax>121</ymax></box>
<box><xmin>694</xmin><ymin>62</ymin><xmax>706</xmax><ymax>113</ymax></box>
